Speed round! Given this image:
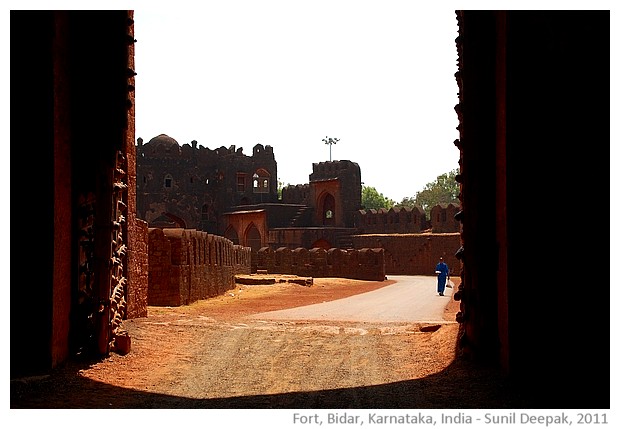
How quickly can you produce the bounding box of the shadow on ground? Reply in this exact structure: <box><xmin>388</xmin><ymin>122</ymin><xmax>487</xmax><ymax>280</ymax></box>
<box><xmin>12</xmin><ymin>354</ymin><xmax>595</xmax><ymax>410</ymax></box>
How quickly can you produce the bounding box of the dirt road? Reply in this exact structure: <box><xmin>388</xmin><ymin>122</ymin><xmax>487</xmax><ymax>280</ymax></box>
<box><xmin>10</xmin><ymin>276</ymin><xmax>527</xmax><ymax>412</ymax></box>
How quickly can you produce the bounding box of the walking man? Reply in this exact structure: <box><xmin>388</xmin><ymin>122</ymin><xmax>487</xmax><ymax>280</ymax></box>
<box><xmin>435</xmin><ymin>256</ymin><xmax>449</xmax><ymax>296</ymax></box>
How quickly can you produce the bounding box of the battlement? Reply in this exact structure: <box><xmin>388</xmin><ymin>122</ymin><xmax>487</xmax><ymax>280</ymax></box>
<box><xmin>147</xmin><ymin>228</ymin><xmax>251</xmax><ymax>306</ymax></box>
<box><xmin>430</xmin><ymin>203</ymin><xmax>461</xmax><ymax>233</ymax></box>
<box><xmin>354</xmin><ymin>206</ymin><xmax>428</xmax><ymax>233</ymax></box>
<box><xmin>281</xmin><ymin>183</ymin><xmax>311</xmax><ymax>204</ymax></box>
<box><xmin>255</xmin><ymin>246</ymin><xmax>385</xmax><ymax>281</ymax></box>
<box><xmin>137</xmin><ymin>135</ymin><xmax>275</xmax><ymax>163</ymax></box>
<box><xmin>310</xmin><ymin>160</ymin><xmax>361</xmax><ymax>181</ymax></box>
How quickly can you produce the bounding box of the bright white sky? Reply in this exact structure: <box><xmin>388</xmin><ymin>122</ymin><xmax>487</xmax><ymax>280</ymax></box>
<box><xmin>133</xmin><ymin>1</ymin><xmax>461</xmax><ymax>203</ymax></box>
<box><xmin>2</xmin><ymin>1</ymin><xmax>618</xmax><ymax>426</ymax></box>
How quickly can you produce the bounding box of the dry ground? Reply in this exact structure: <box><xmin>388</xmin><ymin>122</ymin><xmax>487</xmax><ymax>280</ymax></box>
<box><xmin>10</xmin><ymin>276</ymin><xmax>530</xmax><ymax>409</ymax></box>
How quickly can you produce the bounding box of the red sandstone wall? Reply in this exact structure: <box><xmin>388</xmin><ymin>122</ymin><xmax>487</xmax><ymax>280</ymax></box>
<box><xmin>354</xmin><ymin>207</ymin><xmax>427</xmax><ymax>234</ymax></box>
<box><xmin>430</xmin><ymin>203</ymin><xmax>461</xmax><ymax>233</ymax></box>
<box><xmin>256</xmin><ymin>247</ymin><xmax>385</xmax><ymax>281</ymax></box>
<box><xmin>126</xmin><ymin>219</ymin><xmax>149</xmax><ymax>318</ymax></box>
<box><xmin>351</xmin><ymin>233</ymin><xmax>461</xmax><ymax>276</ymax></box>
<box><xmin>125</xmin><ymin>11</ymin><xmax>146</xmax><ymax>320</ymax></box>
<box><xmin>148</xmin><ymin>228</ymin><xmax>252</xmax><ymax>306</ymax></box>
<box><xmin>148</xmin><ymin>229</ymin><xmax>175</xmax><ymax>305</ymax></box>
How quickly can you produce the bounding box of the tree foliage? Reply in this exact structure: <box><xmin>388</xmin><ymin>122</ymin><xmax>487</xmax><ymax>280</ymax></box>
<box><xmin>362</xmin><ymin>185</ymin><xmax>395</xmax><ymax>210</ymax></box>
<box><xmin>397</xmin><ymin>169</ymin><xmax>460</xmax><ymax>213</ymax></box>
<box><xmin>277</xmin><ymin>179</ymin><xmax>288</xmax><ymax>200</ymax></box>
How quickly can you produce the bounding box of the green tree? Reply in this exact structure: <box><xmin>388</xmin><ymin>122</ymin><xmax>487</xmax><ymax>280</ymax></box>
<box><xmin>277</xmin><ymin>179</ymin><xmax>290</xmax><ymax>201</ymax></box>
<box><xmin>362</xmin><ymin>185</ymin><xmax>395</xmax><ymax>210</ymax></box>
<box><xmin>398</xmin><ymin>169</ymin><xmax>460</xmax><ymax>213</ymax></box>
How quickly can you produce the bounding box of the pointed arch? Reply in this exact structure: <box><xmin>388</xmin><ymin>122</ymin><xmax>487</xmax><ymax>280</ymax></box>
<box><xmin>224</xmin><ymin>225</ymin><xmax>239</xmax><ymax>245</ymax></box>
<box><xmin>253</xmin><ymin>168</ymin><xmax>270</xmax><ymax>194</ymax></box>
<box><xmin>319</xmin><ymin>192</ymin><xmax>335</xmax><ymax>226</ymax></box>
<box><xmin>245</xmin><ymin>223</ymin><xmax>262</xmax><ymax>252</ymax></box>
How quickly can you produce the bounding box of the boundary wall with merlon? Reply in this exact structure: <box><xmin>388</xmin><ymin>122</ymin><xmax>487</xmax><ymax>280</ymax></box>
<box><xmin>351</xmin><ymin>233</ymin><xmax>461</xmax><ymax>276</ymax></box>
<box><xmin>147</xmin><ymin>228</ymin><xmax>251</xmax><ymax>306</ymax></box>
<box><xmin>256</xmin><ymin>247</ymin><xmax>385</xmax><ymax>281</ymax></box>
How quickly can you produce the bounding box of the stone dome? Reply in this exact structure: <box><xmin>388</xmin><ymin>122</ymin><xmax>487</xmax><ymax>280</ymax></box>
<box><xmin>147</xmin><ymin>134</ymin><xmax>180</xmax><ymax>148</ymax></box>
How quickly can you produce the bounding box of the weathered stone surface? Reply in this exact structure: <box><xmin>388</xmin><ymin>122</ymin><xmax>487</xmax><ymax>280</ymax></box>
<box><xmin>234</xmin><ymin>274</ymin><xmax>312</xmax><ymax>286</ymax></box>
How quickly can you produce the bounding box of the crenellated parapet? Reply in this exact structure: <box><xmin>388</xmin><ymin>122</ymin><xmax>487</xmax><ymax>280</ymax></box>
<box><xmin>310</xmin><ymin>160</ymin><xmax>361</xmax><ymax>181</ymax></box>
<box><xmin>430</xmin><ymin>203</ymin><xmax>461</xmax><ymax>233</ymax></box>
<box><xmin>256</xmin><ymin>246</ymin><xmax>385</xmax><ymax>281</ymax></box>
<box><xmin>147</xmin><ymin>228</ymin><xmax>251</xmax><ymax>306</ymax></box>
<box><xmin>354</xmin><ymin>206</ymin><xmax>429</xmax><ymax>233</ymax></box>
<box><xmin>136</xmin><ymin>135</ymin><xmax>278</xmax><ymax>231</ymax></box>
<box><xmin>281</xmin><ymin>183</ymin><xmax>311</xmax><ymax>205</ymax></box>
<box><xmin>136</xmin><ymin>136</ymin><xmax>274</xmax><ymax>164</ymax></box>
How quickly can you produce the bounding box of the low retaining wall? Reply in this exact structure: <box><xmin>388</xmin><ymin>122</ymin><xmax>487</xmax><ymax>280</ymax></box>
<box><xmin>255</xmin><ymin>247</ymin><xmax>385</xmax><ymax>281</ymax></box>
<box><xmin>148</xmin><ymin>228</ymin><xmax>251</xmax><ymax>306</ymax></box>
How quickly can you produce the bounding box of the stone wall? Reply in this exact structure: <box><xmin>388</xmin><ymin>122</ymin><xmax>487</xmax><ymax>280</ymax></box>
<box><xmin>136</xmin><ymin>139</ymin><xmax>278</xmax><ymax>233</ymax></box>
<box><xmin>351</xmin><ymin>233</ymin><xmax>461</xmax><ymax>276</ymax></box>
<box><xmin>267</xmin><ymin>227</ymin><xmax>359</xmax><ymax>252</ymax></box>
<box><xmin>354</xmin><ymin>206</ymin><xmax>428</xmax><ymax>234</ymax></box>
<box><xmin>126</xmin><ymin>219</ymin><xmax>149</xmax><ymax>318</ymax></box>
<box><xmin>430</xmin><ymin>203</ymin><xmax>461</xmax><ymax>233</ymax></box>
<box><xmin>256</xmin><ymin>247</ymin><xmax>385</xmax><ymax>281</ymax></box>
<box><xmin>148</xmin><ymin>228</ymin><xmax>251</xmax><ymax>306</ymax></box>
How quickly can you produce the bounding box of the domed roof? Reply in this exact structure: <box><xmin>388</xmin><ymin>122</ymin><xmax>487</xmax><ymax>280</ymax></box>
<box><xmin>147</xmin><ymin>134</ymin><xmax>180</xmax><ymax>148</ymax></box>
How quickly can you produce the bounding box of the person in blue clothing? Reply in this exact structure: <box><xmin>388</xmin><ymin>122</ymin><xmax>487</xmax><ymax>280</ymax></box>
<box><xmin>435</xmin><ymin>257</ymin><xmax>450</xmax><ymax>296</ymax></box>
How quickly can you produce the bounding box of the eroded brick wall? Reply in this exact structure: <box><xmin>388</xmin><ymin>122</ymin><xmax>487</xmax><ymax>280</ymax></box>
<box><xmin>147</xmin><ymin>228</ymin><xmax>251</xmax><ymax>306</ymax></box>
<box><xmin>351</xmin><ymin>233</ymin><xmax>461</xmax><ymax>276</ymax></box>
<box><xmin>256</xmin><ymin>247</ymin><xmax>385</xmax><ymax>281</ymax></box>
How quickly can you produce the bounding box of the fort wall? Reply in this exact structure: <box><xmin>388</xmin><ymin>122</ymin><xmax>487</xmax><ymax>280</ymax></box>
<box><xmin>147</xmin><ymin>228</ymin><xmax>251</xmax><ymax>306</ymax></box>
<box><xmin>126</xmin><ymin>219</ymin><xmax>149</xmax><ymax>318</ymax></box>
<box><xmin>255</xmin><ymin>246</ymin><xmax>385</xmax><ymax>281</ymax></box>
<box><xmin>430</xmin><ymin>203</ymin><xmax>461</xmax><ymax>233</ymax></box>
<box><xmin>354</xmin><ymin>207</ymin><xmax>428</xmax><ymax>234</ymax></box>
<box><xmin>136</xmin><ymin>138</ymin><xmax>278</xmax><ymax>233</ymax></box>
<box><xmin>351</xmin><ymin>233</ymin><xmax>461</xmax><ymax>276</ymax></box>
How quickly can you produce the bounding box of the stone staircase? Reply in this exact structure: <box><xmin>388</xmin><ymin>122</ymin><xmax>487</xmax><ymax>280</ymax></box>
<box><xmin>289</xmin><ymin>206</ymin><xmax>311</xmax><ymax>227</ymax></box>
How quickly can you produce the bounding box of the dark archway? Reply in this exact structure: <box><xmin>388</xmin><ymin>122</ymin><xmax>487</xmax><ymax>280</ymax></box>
<box><xmin>224</xmin><ymin>225</ymin><xmax>239</xmax><ymax>245</ymax></box>
<box><xmin>321</xmin><ymin>193</ymin><xmax>335</xmax><ymax>226</ymax></box>
<box><xmin>245</xmin><ymin>223</ymin><xmax>262</xmax><ymax>252</ymax></box>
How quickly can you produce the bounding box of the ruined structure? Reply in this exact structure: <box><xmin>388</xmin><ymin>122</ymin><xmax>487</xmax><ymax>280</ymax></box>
<box><xmin>136</xmin><ymin>136</ymin><xmax>278</xmax><ymax>232</ymax></box>
<box><xmin>137</xmin><ymin>136</ymin><xmax>370</xmax><ymax>252</ymax></box>
<box><xmin>136</xmin><ymin>135</ymin><xmax>466</xmax><ymax>254</ymax></box>
<box><xmin>135</xmin><ymin>134</ymin><xmax>462</xmax><ymax>276</ymax></box>
<box><xmin>11</xmin><ymin>9</ymin><xmax>609</xmax><ymax>409</ymax></box>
